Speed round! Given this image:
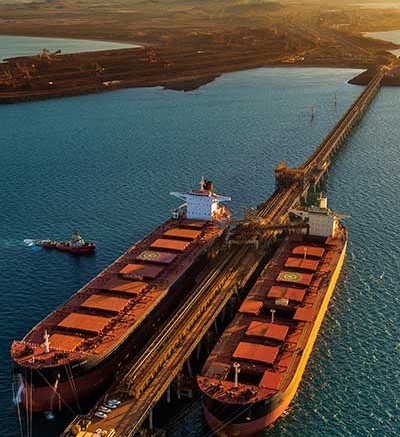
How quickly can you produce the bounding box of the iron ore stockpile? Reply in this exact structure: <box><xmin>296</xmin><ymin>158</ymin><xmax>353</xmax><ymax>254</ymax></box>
<box><xmin>12</xmin><ymin>65</ymin><xmax>386</xmax><ymax>437</ymax></box>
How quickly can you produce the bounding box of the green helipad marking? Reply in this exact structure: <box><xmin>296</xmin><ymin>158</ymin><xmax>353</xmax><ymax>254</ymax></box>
<box><xmin>280</xmin><ymin>272</ymin><xmax>302</xmax><ymax>282</ymax></box>
<box><xmin>140</xmin><ymin>251</ymin><xmax>160</xmax><ymax>259</ymax></box>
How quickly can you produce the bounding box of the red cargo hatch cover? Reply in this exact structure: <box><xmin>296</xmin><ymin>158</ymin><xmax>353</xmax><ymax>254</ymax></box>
<box><xmin>284</xmin><ymin>257</ymin><xmax>320</xmax><ymax>272</ymax></box>
<box><xmin>58</xmin><ymin>313</ymin><xmax>111</xmax><ymax>334</ymax></box>
<box><xmin>285</xmin><ymin>288</ymin><xmax>307</xmax><ymax>302</ymax></box>
<box><xmin>81</xmin><ymin>294</ymin><xmax>131</xmax><ymax>313</ymax></box>
<box><xmin>136</xmin><ymin>251</ymin><xmax>177</xmax><ymax>264</ymax></box>
<box><xmin>239</xmin><ymin>300</ymin><xmax>263</xmax><ymax>315</ymax></box>
<box><xmin>265</xmin><ymin>324</ymin><xmax>289</xmax><ymax>341</ymax></box>
<box><xmin>150</xmin><ymin>238</ymin><xmax>190</xmax><ymax>252</ymax></box>
<box><xmin>163</xmin><ymin>228</ymin><xmax>201</xmax><ymax>240</ymax></box>
<box><xmin>294</xmin><ymin>307</ymin><xmax>316</xmax><ymax>322</ymax></box>
<box><xmin>267</xmin><ymin>285</ymin><xmax>306</xmax><ymax>303</ymax></box>
<box><xmin>102</xmin><ymin>278</ymin><xmax>147</xmax><ymax>295</ymax></box>
<box><xmin>233</xmin><ymin>342</ymin><xmax>279</xmax><ymax>365</ymax></box>
<box><xmin>49</xmin><ymin>333</ymin><xmax>83</xmax><ymax>352</ymax></box>
<box><xmin>245</xmin><ymin>321</ymin><xmax>270</xmax><ymax>337</ymax></box>
<box><xmin>246</xmin><ymin>321</ymin><xmax>289</xmax><ymax>341</ymax></box>
<box><xmin>277</xmin><ymin>270</ymin><xmax>313</xmax><ymax>286</ymax></box>
<box><xmin>120</xmin><ymin>263</ymin><xmax>164</xmax><ymax>279</ymax></box>
<box><xmin>292</xmin><ymin>246</ymin><xmax>325</xmax><ymax>258</ymax></box>
<box><xmin>260</xmin><ymin>371</ymin><xmax>284</xmax><ymax>390</ymax></box>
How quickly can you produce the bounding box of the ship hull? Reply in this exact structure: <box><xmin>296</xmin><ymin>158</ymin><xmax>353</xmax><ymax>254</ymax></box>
<box><xmin>55</xmin><ymin>244</ymin><xmax>96</xmax><ymax>254</ymax></box>
<box><xmin>203</xmin><ymin>238</ymin><xmax>347</xmax><ymax>437</ymax></box>
<box><xmin>204</xmin><ymin>402</ymin><xmax>288</xmax><ymax>437</ymax></box>
<box><xmin>19</xmin><ymin>360</ymin><xmax>112</xmax><ymax>412</ymax></box>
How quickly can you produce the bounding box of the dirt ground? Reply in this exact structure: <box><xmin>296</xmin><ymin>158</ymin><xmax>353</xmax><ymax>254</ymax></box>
<box><xmin>1</xmin><ymin>0</ymin><xmax>399</xmax><ymax>102</ymax></box>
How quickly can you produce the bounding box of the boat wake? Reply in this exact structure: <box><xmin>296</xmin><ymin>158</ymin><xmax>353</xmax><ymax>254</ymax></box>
<box><xmin>23</xmin><ymin>239</ymin><xmax>42</xmax><ymax>250</ymax></box>
<box><xmin>0</xmin><ymin>238</ymin><xmax>40</xmax><ymax>249</ymax></box>
<box><xmin>23</xmin><ymin>239</ymin><xmax>36</xmax><ymax>247</ymax></box>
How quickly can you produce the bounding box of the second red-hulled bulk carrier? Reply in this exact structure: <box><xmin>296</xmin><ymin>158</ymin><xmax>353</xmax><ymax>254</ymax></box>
<box><xmin>11</xmin><ymin>178</ymin><xmax>231</xmax><ymax>413</ymax></box>
<box><xmin>197</xmin><ymin>196</ymin><xmax>347</xmax><ymax>436</ymax></box>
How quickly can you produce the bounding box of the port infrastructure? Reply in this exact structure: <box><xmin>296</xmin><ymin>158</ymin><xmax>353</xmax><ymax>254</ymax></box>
<box><xmin>61</xmin><ymin>66</ymin><xmax>385</xmax><ymax>437</ymax></box>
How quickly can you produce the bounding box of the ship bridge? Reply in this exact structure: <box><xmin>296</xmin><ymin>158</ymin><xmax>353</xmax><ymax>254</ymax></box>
<box><xmin>170</xmin><ymin>177</ymin><xmax>231</xmax><ymax>221</ymax></box>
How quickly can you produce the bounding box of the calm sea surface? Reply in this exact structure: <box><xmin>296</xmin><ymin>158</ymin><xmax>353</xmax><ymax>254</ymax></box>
<box><xmin>366</xmin><ymin>29</ymin><xmax>400</xmax><ymax>56</ymax></box>
<box><xmin>0</xmin><ymin>35</ymin><xmax>136</xmax><ymax>60</ymax></box>
<box><xmin>0</xmin><ymin>37</ymin><xmax>399</xmax><ymax>436</ymax></box>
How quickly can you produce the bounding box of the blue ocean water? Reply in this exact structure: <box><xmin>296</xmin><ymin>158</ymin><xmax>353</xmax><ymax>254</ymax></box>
<box><xmin>1</xmin><ymin>37</ymin><xmax>399</xmax><ymax>436</ymax></box>
<box><xmin>0</xmin><ymin>35</ymin><xmax>136</xmax><ymax>61</ymax></box>
<box><xmin>366</xmin><ymin>29</ymin><xmax>400</xmax><ymax>56</ymax></box>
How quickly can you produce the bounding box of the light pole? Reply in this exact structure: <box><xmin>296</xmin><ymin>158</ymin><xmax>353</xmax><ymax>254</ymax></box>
<box><xmin>270</xmin><ymin>308</ymin><xmax>276</xmax><ymax>324</ymax></box>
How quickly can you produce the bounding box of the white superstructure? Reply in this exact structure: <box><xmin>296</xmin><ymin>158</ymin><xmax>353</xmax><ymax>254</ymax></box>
<box><xmin>290</xmin><ymin>194</ymin><xmax>339</xmax><ymax>238</ymax></box>
<box><xmin>170</xmin><ymin>177</ymin><xmax>231</xmax><ymax>221</ymax></box>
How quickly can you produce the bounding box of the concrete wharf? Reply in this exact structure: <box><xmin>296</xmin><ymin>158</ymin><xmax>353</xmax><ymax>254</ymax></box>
<box><xmin>60</xmin><ymin>66</ymin><xmax>385</xmax><ymax>437</ymax></box>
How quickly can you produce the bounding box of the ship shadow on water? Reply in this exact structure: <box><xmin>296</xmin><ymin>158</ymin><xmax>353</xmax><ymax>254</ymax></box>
<box><xmin>22</xmin><ymin>387</ymin><xmax>115</xmax><ymax>437</ymax></box>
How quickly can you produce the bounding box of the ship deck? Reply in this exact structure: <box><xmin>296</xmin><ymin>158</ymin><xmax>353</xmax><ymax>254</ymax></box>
<box><xmin>12</xmin><ymin>216</ymin><xmax>226</xmax><ymax>368</ymax></box>
<box><xmin>198</xmin><ymin>228</ymin><xmax>347</xmax><ymax>405</ymax></box>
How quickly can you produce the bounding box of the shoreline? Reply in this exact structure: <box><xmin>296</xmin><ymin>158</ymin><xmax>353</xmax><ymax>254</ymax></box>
<box><xmin>0</xmin><ymin>32</ymin><xmax>145</xmax><ymax>48</ymax></box>
<box><xmin>363</xmin><ymin>29</ymin><xmax>400</xmax><ymax>55</ymax></box>
<box><xmin>0</xmin><ymin>30</ymin><xmax>398</xmax><ymax>103</ymax></box>
<box><xmin>0</xmin><ymin>52</ymin><xmax>387</xmax><ymax>104</ymax></box>
<box><xmin>0</xmin><ymin>57</ymin><xmax>373</xmax><ymax>104</ymax></box>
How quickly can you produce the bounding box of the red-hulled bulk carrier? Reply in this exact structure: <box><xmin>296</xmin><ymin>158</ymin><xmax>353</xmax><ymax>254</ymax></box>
<box><xmin>11</xmin><ymin>178</ymin><xmax>231</xmax><ymax>413</ymax></box>
<box><xmin>197</xmin><ymin>196</ymin><xmax>347</xmax><ymax>436</ymax></box>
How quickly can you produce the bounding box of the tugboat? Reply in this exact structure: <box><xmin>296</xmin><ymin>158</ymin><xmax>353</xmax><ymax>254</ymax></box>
<box><xmin>34</xmin><ymin>231</ymin><xmax>95</xmax><ymax>253</ymax></box>
<box><xmin>55</xmin><ymin>229</ymin><xmax>96</xmax><ymax>254</ymax></box>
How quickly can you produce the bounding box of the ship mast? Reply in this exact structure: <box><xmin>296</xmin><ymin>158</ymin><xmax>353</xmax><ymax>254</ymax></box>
<box><xmin>44</xmin><ymin>329</ymin><xmax>50</xmax><ymax>354</ymax></box>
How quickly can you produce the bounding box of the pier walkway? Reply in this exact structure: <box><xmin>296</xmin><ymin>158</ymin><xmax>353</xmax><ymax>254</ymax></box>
<box><xmin>61</xmin><ymin>67</ymin><xmax>384</xmax><ymax>437</ymax></box>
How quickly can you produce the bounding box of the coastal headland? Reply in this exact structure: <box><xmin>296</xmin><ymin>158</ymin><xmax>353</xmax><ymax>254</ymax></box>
<box><xmin>350</xmin><ymin>64</ymin><xmax>400</xmax><ymax>86</ymax></box>
<box><xmin>1</xmin><ymin>0</ymin><xmax>400</xmax><ymax>102</ymax></box>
